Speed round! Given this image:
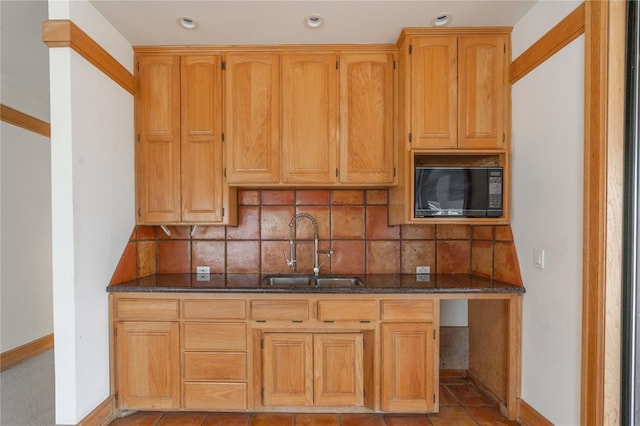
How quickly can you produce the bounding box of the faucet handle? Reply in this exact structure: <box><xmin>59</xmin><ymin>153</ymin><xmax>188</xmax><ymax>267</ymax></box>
<box><xmin>283</xmin><ymin>249</ymin><xmax>296</xmax><ymax>269</ymax></box>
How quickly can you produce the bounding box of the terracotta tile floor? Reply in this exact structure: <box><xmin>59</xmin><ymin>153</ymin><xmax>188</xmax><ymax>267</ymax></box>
<box><xmin>109</xmin><ymin>379</ymin><xmax>518</xmax><ymax>425</ymax></box>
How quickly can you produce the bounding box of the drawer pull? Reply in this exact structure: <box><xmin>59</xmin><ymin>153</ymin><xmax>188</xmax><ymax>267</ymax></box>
<box><xmin>292</xmin><ymin>320</ymin><xmax>303</xmax><ymax>323</ymax></box>
<box><xmin>324</xmin><ymin>320</ymin><xmax>335</xmax><ymax>323</ymax></box>
<box><xmin>256</xmin><ymin>320</ymin><xmax>267</xmax><ymax>323</ymax></box>
<box><xmin>360</xmin><ymin>320</ymin><xmax>371</xmax><ymax>323</ymax></box>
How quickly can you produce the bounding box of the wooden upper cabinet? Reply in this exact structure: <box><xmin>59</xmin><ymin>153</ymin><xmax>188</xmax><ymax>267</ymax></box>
<box><xmin>181</xmin><ymin>55</ymin><xmax>224</xmax><ymax>222</ymax></box>
<box><xmin>137</xmin><ymin>55</ymin><xmax>181</xmax><ymax>223</ymax></box>
<box><xmin>458</xmin><ymin>35</ymin><xmax>506</xmax><ymax>149</ymax></box>
<box><xmin>411</xmin><ymin>38</ymin><xmax>457</xmax><ymax>149</ymax></box>
<box><xmin>339</xmin><ymin>53</ymin><xmax>395</xmax><ymax>184</ymax></box>
<box><xmin>282</xmin><ymin>54</ymin><xmax>338</xmax><ymax>184</ymax></box>
<box><xmin>408</xmin><ymin>34</ymin><xmax>507</xmax><ymax>150</ymax></box>
<box><xmin>224</xmin><ymin>54</ymin><xmax>280</xmax><ymax>184</ymax></box>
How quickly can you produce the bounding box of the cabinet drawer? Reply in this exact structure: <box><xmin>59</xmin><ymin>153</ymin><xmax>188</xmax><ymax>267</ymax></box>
<box><xmin>184</xmin><ymin>299</ymin><xmax>246</xmax><ymax>320</ymax></box>
<box><xmin>184</xmin><ymin>353</ymin><xmax>246</xmax><ymax>380</ymax></box>
<box><xmin>183</xmin><ymin>323</ymin><xmax>246</xmax><ymax>351</ymax></box>
<box><xmin>115</xmin><ymin>298</ymin><xmax>179</xmax><ymax>321</ymax></box>
<box><xmin>381</xmin><ymin>300</ymin><xmax>434</xmax><ymax>321</ymax></box>
<box><xmin>250</xmin><ymin>300</ymin><xmax>309</xmax><ymax>321</ymax></box>
<box><xmin>183</xmin><ymin>382</ymin><xmax>247</xmax><ymax>410</ymax></box>
<box><xmin>317</xmin><ymin>300</ymin><xmax>376</xmax><ymax>321</ymax></box>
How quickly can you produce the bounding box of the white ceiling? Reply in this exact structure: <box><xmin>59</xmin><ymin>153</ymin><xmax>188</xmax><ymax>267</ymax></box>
<box><xmin>89</xmin><ymin>0</ymin><xmax>538</xmax><ymax>47</ymax></box>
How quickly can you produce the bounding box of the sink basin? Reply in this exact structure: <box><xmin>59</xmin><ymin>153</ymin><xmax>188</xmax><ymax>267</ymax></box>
<box><xmin>315</xmin><ymin>277</ymin><xmax>363</xmax><ymax>287</ymax></box>
<box><xmin>262</xmin><ymin>275</ymin><xmax>363</xmax><ymax>287</ymax></box>
<box><xmin>262</xmin><ymin>275</ymin><xmax>313</xmax><ymax>286</ymax></box>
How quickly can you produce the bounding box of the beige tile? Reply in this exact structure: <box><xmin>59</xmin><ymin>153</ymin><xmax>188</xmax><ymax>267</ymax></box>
<box><xmin>471</xmin><ymin>240</ymin><xmax>493</xmax><ymax>278</ymax></box>
<box><xmin>436</xmin><ymin>224</ymin><xmax>471</xmax><ymax>240</ymax></box>
<box><xmin>436</xmin><ymin>241</ymin><xmax>471</xmax><ymax>274</ymax></box>
<box><xmin>366</xmin><ymin>240</ymin><xmax>400</xmax><ymax>274</ymax></box>
<box><xmin>261</xmin><ymin>206</ymin><xmax>295</xmax><ymax>240</ymax></box>
<box><xmin>401</xmin><ymin>240</ymin><xmax>435</xmax><ymax>274</ymax></box>
<box><xmin>331</xmin><ymin>205</ymin><xmax>365</xmax><ymax>239</ymax></box>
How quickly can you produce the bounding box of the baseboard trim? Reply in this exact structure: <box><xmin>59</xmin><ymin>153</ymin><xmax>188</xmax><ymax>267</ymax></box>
<box><xmin>518</xmin><ymin>398</ymin><xmax>554</xmax><ymax>426</ymax></box>
<box><xmin>0</xmin><ymin>334</ymin><xmax>54</xmax><ymax>372</ymax></box>
<box><xmin>439</xmin><ymin>369</ymin><xmax>467</xmax><ymax>380</ymax></box>
<box><xmin>78</xmin><ymin>395</ymin><xmax>116</xmax><ymax>426</ymax></box>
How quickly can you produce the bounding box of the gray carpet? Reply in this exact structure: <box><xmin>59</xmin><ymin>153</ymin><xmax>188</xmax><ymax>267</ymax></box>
<box><xmin>0</xmin><ymin>350</ymin><xmax>55</xmax><ymax>426</ymax></box>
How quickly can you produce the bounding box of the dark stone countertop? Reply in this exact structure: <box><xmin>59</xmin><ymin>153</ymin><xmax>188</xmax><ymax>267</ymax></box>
<box><xmin>107</xmin><ymin>273</ymin><xmax>525</xmax><ymax>295</ymax></box>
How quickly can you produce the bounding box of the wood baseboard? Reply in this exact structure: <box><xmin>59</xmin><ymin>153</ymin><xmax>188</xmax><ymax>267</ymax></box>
<box><xmin>518</xmin><ymin>398</ymin><xmax>554</xmax><ymax>426</ymax></box>
<box><xmin>78</xmin><ymin>395</ymin><xmax>116</xmax><ymax>426</ymax></box>
<box><xmin>439</xmin><ymin>369</ymin><xmax>467</xmax><ymax>380</ymax></box>
<box><xmin>0</xmin><ymin>334</ymin><xmax>54</xmax><ymax>372</ymax></box>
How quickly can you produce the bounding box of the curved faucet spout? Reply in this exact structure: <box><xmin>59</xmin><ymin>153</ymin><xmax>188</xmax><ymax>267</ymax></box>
<box><xmin>287</xmin><ymin>213</ymin><xmax>326</xmax><ymax>276</ymax></box>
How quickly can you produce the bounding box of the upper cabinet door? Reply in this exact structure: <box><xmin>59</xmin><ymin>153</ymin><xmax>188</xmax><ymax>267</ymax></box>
<box><xmin>339</xmin><ymin>53</ymin><xmax>396</xmax><ymax>184</ymax></box>
<box><xmin>458</xmin><ymin>35</ymin><xmax>506</xmax><ymax>150</ymax></box>
<box><xmin>181</xmin><ymin>55</ymin><xmax>224</xmax><ymax>223</ymax></box>
<box><xmin>137</xmin><ymin>55</ymin><xmax>181</xmax><ymax>223</ymax></box>
<box><xmin>411</xmin><ymin>37</ymin><xmax>458</xmax><ymax>149</ymax></box>
<box><xmin>224</xmin><ymin>54</ymin><xmax>280</xmax><ymax>184</ymax></box>
<box><xmin>282</xmin><ymin>54</ymin><xmax>338</xmax><ymax>184</ymax></box>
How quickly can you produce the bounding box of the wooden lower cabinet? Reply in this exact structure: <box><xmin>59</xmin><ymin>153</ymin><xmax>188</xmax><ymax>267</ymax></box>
<box><xmin>115</xmin><ymin>321</ymin><xmax>180</xmax><ymax>409</ymax></box>
<box><xmin>381</xmin><ymin>323</ymin><xmax>436</xmax><ymax>412</ymax></box>
<box><xmin>262</xmin><ymin>332</ymin><xmax>364</xmax><ymax>407</ymax></box>
<box><xmin>111</xmin><ymin>294</ymin><xmax>443</xmax><ymax>414</ymax></box>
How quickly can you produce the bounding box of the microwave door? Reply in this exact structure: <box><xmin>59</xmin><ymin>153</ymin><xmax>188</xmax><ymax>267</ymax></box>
<box><xmin>464</xmin><ymin>169</ymin><xmax>489</xmax><ymax>217</ymax></box>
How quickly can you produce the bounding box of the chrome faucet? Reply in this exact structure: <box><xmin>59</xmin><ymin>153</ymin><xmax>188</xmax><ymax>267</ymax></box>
<box><xmin>285</xmin><ymin>213</ymin><xmax>332</xmax><ymax>276</ymax></box>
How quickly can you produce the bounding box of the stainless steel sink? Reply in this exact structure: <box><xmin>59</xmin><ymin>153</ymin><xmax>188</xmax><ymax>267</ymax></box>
<box><xmin>315</xmin><ymin>277</ymin><xmax>363</xmax><ymax>287</ymax></box>
<box><xmin>262</xmin><ymin>275</ymin><xmax>313</xmax><ymax>286</ymax></box>
<box><xmin>262</xmin><ymin>275</ymin><xmax>363</xmax><ymax>287</ymax></box>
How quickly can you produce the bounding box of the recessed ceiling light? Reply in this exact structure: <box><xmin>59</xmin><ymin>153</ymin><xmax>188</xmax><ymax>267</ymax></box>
<box><xmin>432</xmin><ymin>13</ymin><xmax>452</xmax><ymax>27</ymax></box>
<box><xmin>304</xmin><ymin>15</ymin><xmax>324</xmax><ymax>29</ymax></box>
<box><xmin>177</xmin><ymin>16</ymin><xmax>197</xmax><ymax>30</ymax></box>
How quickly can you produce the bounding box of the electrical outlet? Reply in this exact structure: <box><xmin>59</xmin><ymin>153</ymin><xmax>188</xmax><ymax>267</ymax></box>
<box><xmin>196</xmin><ymin>266</ymin><xmax>210</xmax><ymax>274</ymax></box>
<box><xmin>416</xmin><ymin>266</ymin><xmax>431</xmax><ymax>274</ymax></box>
<box><xmin>196</xmin><ymin>266</ymin><xmax>210</xmax><ymax>281</ymax></box>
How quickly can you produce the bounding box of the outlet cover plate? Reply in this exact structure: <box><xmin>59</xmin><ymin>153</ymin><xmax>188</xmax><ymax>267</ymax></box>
<box><xmin>416</xmin><ymin>266</ymin><xmax>431</xmax><ymax>274</ymax></box>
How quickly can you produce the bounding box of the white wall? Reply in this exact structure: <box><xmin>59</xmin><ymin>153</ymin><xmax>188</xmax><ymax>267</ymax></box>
<box><xmin>48</xmin><ymin>0</ymin><xmax>134</xmax><ymax>423</ymax></box>
<box><xmin>0</xmin><ymin>0</ymin><xmax>53</xmax><ymax>353</ymax></box>
<box><xmin>511</xmin><ymin>2</ymin><xmax>584</xmax><ymax>424</ymax></box>
<box><xmin>0</xmin><ymin>124</ymin><xmax>53</xmax><ymax>352</ymax></box>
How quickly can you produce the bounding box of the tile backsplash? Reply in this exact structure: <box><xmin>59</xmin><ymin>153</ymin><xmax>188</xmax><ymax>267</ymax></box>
<box><xmin>110</xmin><ymin>189</ymin><xmax>523</xmax><ymax>286</ymax></box>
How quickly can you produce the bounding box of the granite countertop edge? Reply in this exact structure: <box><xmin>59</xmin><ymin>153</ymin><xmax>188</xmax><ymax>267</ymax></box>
<box><xmin>107</xmin><ymin>273</ymin><xmax>525</xmax><ymax>295</ymax></box>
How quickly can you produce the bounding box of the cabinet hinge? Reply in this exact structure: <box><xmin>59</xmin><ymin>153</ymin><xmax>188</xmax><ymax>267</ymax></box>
<box><xmin>136</xmin><ymin>62</ymin><xmax>139</xmax><ymax>71</ymax></box>
<box><xmin>114</xmin><ymin>327</ymin><xmax>117</xmax><ymax>337</ymax></box>
<box><xmin>221</xmin><ymin>133</ymin><xmax>225</xmax><ymax>142</ymax></box>
<box><xmin>393</xmin><ymin>167</ymin><xmax>396</xmax><ymax>177</ymax></box>
<box><xmin>222</xmin><ymin>207</ymin><xmax>225</xmax><ymax>217</ymax></box>
<box><xmin>137</xmin><ymin>208</ymin><xmax>141</xmax><ymax>217</ymax></box>
<box><xmin>336</xmin><ymin>60</ymin><xmax>339</xmax><ymax>70</ymax></box>
<box><xmin>504</xmin><ymin>44</ymin><xmax>506</xmax><ymax>53</ymax></box>
<box><xmin>408</xmin><ymin>133</ymin><xmax>413</xmax><ymax>143</ymax></box>
<box><xmin>363</xmin><ymin>389</ymin><xmax>366</xmax><ymax>398</ymax></box>
<box><xmin>261</xmin><ymin>388</ymin><xmax>264</xmax><ymax>399</ymax></box>
<box><xmin>434</xmin><ymin>329</ymin><xmax>436</xmax><ymax>339</ymax></box>
<box><xmin>335</xmin><ymin>168</ymin><xmax>339</xmax><ymax>178</ymax></box>
<box><xmin>137</xmin><ymin>134</ymin><xmax>140</xmax><ymax>143</ymax></box>
<box><xmin>222</xmin><ymin>61</ymin><xmax>226</xmax><ymax>71</ymax></box>
<box><xmin>260</xmin><ymin>338</ymin><xmax>264</xmax><ymax>349</ymax></box>
<box><xmin>223</xmin><ymin>168</ymin><xmax>227</xmax><ymax>178</ymax></box>
<box><xmin>363</xmin><ymin>339</ymin><xmax>365</xmax><ymax>349</ymax></box>
<box><xmin>503</xmin><ymin>133</ymin><xmax>506</xmax><ymax>143</ymax></box>
<box><xmin>409</xmin><ymin>44</ymin><xmax>413</xmax><ymax>54</ymax></box>
<box><xmin>114</xmin><ymin>392</ymin><xmax>119</xmax><ymax>405</ymax></box>
<box><xmin>393</xmin><ymin>60</ymin><xmax>396</xmax><ymax>70</ymax></box>
<box><xmin>434</xmin><ymin>393</ymin><xmax>436</xmax><ymax>404</ymax></box>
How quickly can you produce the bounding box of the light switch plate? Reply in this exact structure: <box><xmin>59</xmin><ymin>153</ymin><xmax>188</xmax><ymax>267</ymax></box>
<box><xmin>534</xmin><ymin>249</ymin><xmax>545</xmax><ymax>269</ymax></box>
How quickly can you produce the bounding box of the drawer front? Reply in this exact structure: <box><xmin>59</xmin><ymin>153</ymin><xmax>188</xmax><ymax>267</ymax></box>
<box><xmin>183</xmin><ymin>382</ymin><xmax>247</xmax><ymax>410</ymax></box>
<box><xmin>184</xmin><ymin>299</ymin><xmax>246</xmax><ymax>320</ymax></box>
<box><xmin>115</xmin><ymin>298</ymin><xmax>179</xmax><ymax>321</ymax></box>
<box><xmin>317</xmin><ymin>300</ymin><xmax>376</xmax><ymax>321</ymax></box>
<box><xmin>184</xmin><ymin>352</ymin><xmax>247</xmax><ymax>380</ymax></box>
<box><xmin>250</xmin><ymin>300</ymin><xmax>309</xmax><ymax>321</ymax></box>
<box><xmin>381</xmin><ymin>300</ymin><xmax>435</xmax><ymax>321</ymax></box>
<box><xmin>183</xmin><ymin>323</ymin><xmax>246</xmax><ymax>351</ymax></box>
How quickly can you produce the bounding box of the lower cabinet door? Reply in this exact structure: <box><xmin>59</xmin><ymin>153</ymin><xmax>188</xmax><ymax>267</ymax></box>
<box><xmin>262</xmin><ymin>332</ymin><xmax>364</xmax><ymax>407</ymax></box>
<box><xmin>115</xmin><ymin>321</ymin><xmax>180</xmax><ymax>409</ymax></box>
<box><xmin>381</xmin><ymin>323</ymin><xmax>436</xmax><ymax>412</ymax></box>
<box><xmin>314</xmin><ymin>333</ymin><xmax>364</xmax><ymax>406</ymax></box>
<box><xmin>262</xmin><ymin>333</ymin><xmax>314</xmax><ymax>406</ymax></box>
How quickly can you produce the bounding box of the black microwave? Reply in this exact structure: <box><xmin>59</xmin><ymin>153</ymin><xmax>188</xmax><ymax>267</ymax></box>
<box><xmin>414</xmin><ymin>167</ymin><xmax>503</xmax><ymax>218</ymax></box>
